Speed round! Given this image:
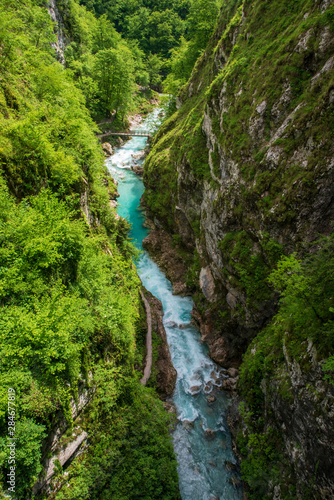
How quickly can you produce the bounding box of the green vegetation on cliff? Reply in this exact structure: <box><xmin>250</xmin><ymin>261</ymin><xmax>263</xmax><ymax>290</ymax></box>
<box><xmin>241</xmin><ymin>238</ymin><xmax>334</xmax><ymax>416</ymax></box>
<box><xmin>143</xmin><ymin>0</ymin><xmax>334</xmax><ymax>497</ymax></box>
<box><xmin>55</xmin><ymin>383</ymin><xmax>179</xmax><ymax>499</ymax></box>
<box><xmin>145</xmin><ymin>0</ymin><xmax>334</xmax><ymax>230</ymax></box>
<box><xmin>80</xmin><ymin>0</ymin><xmax>188</xmax><ymax>59</ymax></box>
<box><xmin>143</xmin><ymin>0</ymin><xmax>242</xmax><ymax>224</ymax></box>
<box><xmin>239</xmin><ymin>238</ymin><xmax>334</xmax><ymax>498</ymax></box>
<box><xmin>0</xmin><ymin>0</ymin><xmax>179</xmax><ymax>498</ymax></box>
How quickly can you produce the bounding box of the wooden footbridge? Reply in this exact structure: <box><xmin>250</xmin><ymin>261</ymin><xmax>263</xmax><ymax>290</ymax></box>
<box><xmin>97</xmin><ymin>129</ymin><xmax>152</xmax><ymax>139</ymax></box>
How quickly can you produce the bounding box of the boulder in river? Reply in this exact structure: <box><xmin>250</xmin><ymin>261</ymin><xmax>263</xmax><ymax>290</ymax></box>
<box><xmin>229</xmin><ymin>476</ymin><xmax>241</xmax><ymax>488</ymax></box>
<box><xmin>190</xmin><ymin>385</ymin><xmax>201</xmax><ymax>395</ymax></box>
<box><xmin>115</xmin><ymin>137</ymin><xmax>123</xmax><ymax>147</ymax></box>
<box><xmin>204</xmin><ymin>429</ymin><xmax>216</xmax><ymax>441</ymax></box>
<box><xmin>132</xmin><ymin>151</ymin><xmax>145</xmax><ymax>160</ymax></box>
<box><xmin>204</xmin><ymin>381</ymin><xmax>213</xmax><ymax>393</ymax></box>
<box><xmin>164</xmin><ymin>401</ymin><xmax>177</xmax><ymax>414</ymax></box>
<box><xmin>227</xmin><ymin>367</ymin><xmax>239</xmax><ymax>378</ymax></box>
<box><xmin>210</xmin><ymin>370</ymin><xmax>219</xmax><ymax>381</ymax></box>
<box><xmin>210</xmin><ymin>369</ymin><xmax>228</xmax><ymax>387</ymax></box>
<box><xmin>165</xmin><ymin>320</ymin><xmax>178</xmax><ymax>328</ymax></box>
<box><xmin>207</xmin><ymin>395</ymin><xmax>216</xmax><ymax>404</ymax></box>
<box><xmin>222</xmin><ymin>378</ymin><xmax>237</xmax><ymax>391</ymax></box>
<box><xmin>102</xmin><ymin>142</ymin><xmax>113</xmax><ymax>156</ymax></box>
<box><xmin>182</xmin><ymin>420</ymin><xmax>195</xmax><ymax>431</ymax></box>
<box><xmin>224</xmin><ymin>460</ymin><xmax>237</xmax><ymax>472</ymax></box>
<box><xmin>131</xmin><ymin>165</ymin><xmax>144</xmax><ymax>175</ymax></box>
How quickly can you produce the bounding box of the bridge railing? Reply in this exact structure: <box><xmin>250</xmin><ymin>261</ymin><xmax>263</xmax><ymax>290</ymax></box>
<box><xmin>127</xmin><ymin>129</ymin><xmax>152</xmax><ymax>135</ymax></box>
<box><xmin>97</xmin><ymin>129</ymin><xmax>153</xmax><ymax>138</ymax></box>
<box><xmin>104</xmin><ymin>130</ymin><xmax>152</xmax><ymax>135</ymax></box>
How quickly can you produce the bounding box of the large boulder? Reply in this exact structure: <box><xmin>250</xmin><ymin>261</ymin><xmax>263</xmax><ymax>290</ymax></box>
<box><xmin>102</xmin><ymin>142</ymin><xmax>113</xmax><ymax>156</ymax></box>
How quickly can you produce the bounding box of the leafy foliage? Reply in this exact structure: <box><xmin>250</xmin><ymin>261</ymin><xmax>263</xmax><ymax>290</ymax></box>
<box><xmin>0</xmin><ymin>0</ymin><xmax>110</xmax><ymax>197</ymax></box>
<box><xmin>237</xmin><ymin>423</ymin><xmax>283</xmax><ymax>499</ymax></box>
<box><xmin>164</xmin><ymin>0</ymin><xmax>222</xmax><ymax>92</ymax></box>
<box><xmin>0</xmin><ymin>180</ymin><xmax>144</xmax><ymax>496</ymax></box>
<box><xmin>0</xmin><ymin>2</ymin><xmax>180</xmax><ymax>498</ymax></box>
<box><xmin>80</xmin><ymin>0</ymin><xmax>189</xmax><ymax>59</ymax></box>
<box><xmin>219</xmin><ymin>231</ymin><xmax>283</xmax><ymax>305</ymax></box>
<box><xmin>79</xmin><ymin>0</ymin><xmax>223</xmax><ymax>90</ymax></box>
<box><xmin>59</xmin><ymin>3</ymin><xmax>145</xmax><ymax>121</ymax></box>
<box><xmin>55</xmin><ymin>379</ymin><xmax>180</xmax><ymax>500</ymax></box>
<box><xmin>238</xmin><ymin>235</ymin><xmax>334</xmax><ymax>497</ymax></box>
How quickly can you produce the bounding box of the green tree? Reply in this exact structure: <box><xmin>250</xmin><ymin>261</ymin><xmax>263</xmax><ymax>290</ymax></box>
<box><xmin>1</xmin><ymin>419</ymin><xmax>46</xmax><ymax>499</ymax></box>
<box><xmin>92</xmin><ymin>13</ymin><xmax>121</xmax><ymax>52</ymax></box>
<box><xmin>147</xmin><ymin>53</ymin><xmax>164</xmax><ymax>87</ymax></box>
<box><xmin>186</xmin><ymin>0</ymin><xmax>220</xmax><ymax>50</ymax></box>
<box><xmin>164</xmin><ymin>0</ymin><xmax>221</xmax><ymax>92</ymax></box>
<box><xmin>93</xmin><ymin>47</ymin><xmax>134</xmax><ymax>118</ymax></box>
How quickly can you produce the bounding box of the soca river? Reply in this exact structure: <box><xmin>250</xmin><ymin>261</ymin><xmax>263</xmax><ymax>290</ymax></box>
<box><xmin>106</xmin><ymin>109</ymin><xmax>243</xmax><ymax>500</ymax></box>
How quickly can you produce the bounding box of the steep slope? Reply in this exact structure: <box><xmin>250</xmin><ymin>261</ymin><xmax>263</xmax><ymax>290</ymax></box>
<box><xmin>143</xmin><ymin>0</ymin><xmax>334</xmax><ymax>497</ymax></box>
<box><xmin>0</xmin><ymin>1</ymin><xmax>179</xmax><ymax>499</ymax></box>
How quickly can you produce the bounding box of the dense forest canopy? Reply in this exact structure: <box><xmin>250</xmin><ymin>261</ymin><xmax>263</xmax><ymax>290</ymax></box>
<box><xmin>16</xmin><ymin>0</ymin><xmax>223</xmax><ymax>123</ymax></box>
<box><xmin>79</xmin><ymin>0</ymin><xmax>223</xmax><ymax>91</ymax></box>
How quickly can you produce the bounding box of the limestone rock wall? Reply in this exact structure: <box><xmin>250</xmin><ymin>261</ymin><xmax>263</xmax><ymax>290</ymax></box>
<box><xmin>144</xmin><ymin>0</ymin><xmax>334</xmax><ymax>365</ymax></box>
<box><xmin>143</xmin><ymin>0</ymin><xmax>334</xmax><ymax>496</ymax></box>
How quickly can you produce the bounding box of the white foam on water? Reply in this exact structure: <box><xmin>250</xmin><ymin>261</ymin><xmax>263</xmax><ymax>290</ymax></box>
<box><xmin>106</xmin><ymin>109</ymin><xmax>243</xmax><ymax>500</ymax></box>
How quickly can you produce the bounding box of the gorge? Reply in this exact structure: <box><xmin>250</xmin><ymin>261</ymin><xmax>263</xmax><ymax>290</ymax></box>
<box><xmin>0</xmin><ymin>0</ymin><xmax>333</xmax><ymax>499</ymax></box>
<box><xmin>107</xmin><ymin>110</ymin><xmax>243</xmax><ymax>499</ymax></box>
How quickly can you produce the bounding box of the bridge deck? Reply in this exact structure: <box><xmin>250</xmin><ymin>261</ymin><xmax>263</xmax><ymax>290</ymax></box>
<box><xmin>97</xmin><ymin>129</ymin><xmax>152</xmax><ymax>139</ymax></box>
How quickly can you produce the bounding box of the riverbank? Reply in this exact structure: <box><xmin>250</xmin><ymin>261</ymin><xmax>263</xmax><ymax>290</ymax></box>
<box><xmin>142</xmin><ymin>288</ymin><xmax>177</xmax><ymax>398</ymax></box>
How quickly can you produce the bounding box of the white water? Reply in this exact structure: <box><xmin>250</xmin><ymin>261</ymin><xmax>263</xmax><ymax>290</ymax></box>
<box><xmin>106</xmin><ymin>110</ymin><xmax>243</xmax><ymax>500</ymax></box>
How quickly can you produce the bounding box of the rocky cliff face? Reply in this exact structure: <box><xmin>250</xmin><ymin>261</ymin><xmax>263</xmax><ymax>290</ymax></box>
<box><xmin>145</xmin><ymin>0</ymin><xmax>334</xmax><ymax>365</ymax></box>
<box><xmin>142</xmin><ymin>229</ymin><xmax>191</xmax><ymax>296</ymax></box>
<box><xmin>143</xmin><ymin>289</ymin><xmax>177</xmax><ymax>398</ymax></box>
<box><xmin>267</xmin><ymin>353</ymin><xmax>334</xmax><ymax>498</ymax></box>
<box><xmin>233</xmin><ymin>332</ymin><xmax>334</xmax><ymax>499</ymax></box>
<box><xmin>143</xmin><ymin>0</ymin><xmax>334</xmax><ymax>496</ymax></box>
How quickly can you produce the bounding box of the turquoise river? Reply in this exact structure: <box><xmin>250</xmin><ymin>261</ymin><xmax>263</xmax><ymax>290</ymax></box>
<box><xmin>106</xmin><ymin>109</ymin><xmax>243</xmax><ymax>500</ymax></box>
